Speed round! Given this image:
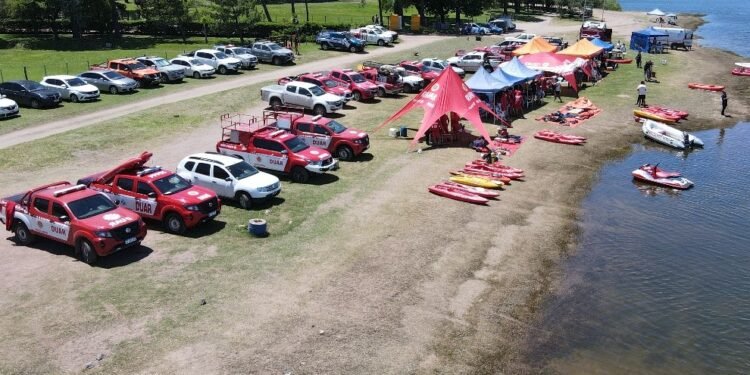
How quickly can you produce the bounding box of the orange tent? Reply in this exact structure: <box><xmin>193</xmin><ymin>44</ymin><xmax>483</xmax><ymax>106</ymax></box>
<box><xmin>376</xmin><ymin>67</ymin><xmax>501</xmax><ymax>146</ymax></box>
<box><xmin>512</xmin><ymin>37</ymin><xmax>558</xmax><ymax>56</ymax></box>
<box><xmin>557</xmin><ymin>38</ymin><xmax>604</xmax><ymax>59</ymax></box>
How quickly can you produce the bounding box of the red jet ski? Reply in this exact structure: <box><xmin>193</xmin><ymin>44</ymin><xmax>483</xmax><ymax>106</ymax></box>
<box><xmin>632</xmin><ymin>164</ymin><xmax>692</xmax><ymax>190</ymax></box>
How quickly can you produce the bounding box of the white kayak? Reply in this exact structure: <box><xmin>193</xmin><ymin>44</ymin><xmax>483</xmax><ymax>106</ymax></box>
<box><xmin>632</xmin><ymin>165</ymin><xmax>693</xmax><ymax>189</ymax></box>
<box><xmin>642</xmin><ymin>119</ymin><xmax>704</xmax><ymax>149</ymax></box>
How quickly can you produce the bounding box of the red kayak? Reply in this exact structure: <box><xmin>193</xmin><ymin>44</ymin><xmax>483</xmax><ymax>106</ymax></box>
<box><xmin>440</xmin><ymin>181</ymin><xmax>500</xmax><ymax>198</ymax></box>
<box><xmin>648</xmin><ymin>105</ymin><xmax>689</xmax><ymax>119</ymax></box>
<box><xmin>534</xmin><ymin>131</ymin><xmax>586</xmax><ymax>145</ymax></box>
<box><xmin>463</xmin><ymin>165</ymin><xmax>524</xmax><ymax>180</ymax></box>
<box><xmin>608</xmin><ymin>58</ymin><xmax>633</xmax><ymax>64</ymax></box>
<box><xmin>467</xmin><ymin>160</ymin><xmax>524</xmax><ymax>174</ymax></box>
<box><xmin>688</xmin><ymin>83</ymin><xmax>725</xmax><ymax>92</ymax></box>
<box><xmin>428</xmin><ymin>184</ymin><xmax>488</xmax><ymax>204</ymax></box>
<box><xmin>732</xmin><ymin>68</ymin><xmax>750</xmax><ymax>76</ymax></box>
<box><xmin>450</xmin><ymin>170</ymin><xmax>511</xmax><ymax>185</ymax></box>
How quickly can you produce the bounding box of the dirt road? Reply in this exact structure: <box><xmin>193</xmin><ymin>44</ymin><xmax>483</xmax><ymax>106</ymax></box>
<box><xmin>0</xmin><ymin>35</ymin><xmax>450</xmax><ymax>150</ymax></box>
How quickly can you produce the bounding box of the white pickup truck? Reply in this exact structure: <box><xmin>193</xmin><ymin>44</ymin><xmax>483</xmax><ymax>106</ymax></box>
<box><xmin>260</xmin><ymin>81</ymin><xmax>344</xmax><ymax>116</ymax></box>
<box><xmin>446</xmin><ymin>52</ymin><xmax>503</xmax><ymax>73</ymax></box>
<box><xmin>350</xmin><ymin>27</ymin><xmax>393</xmax><ymax>46</ymax></box>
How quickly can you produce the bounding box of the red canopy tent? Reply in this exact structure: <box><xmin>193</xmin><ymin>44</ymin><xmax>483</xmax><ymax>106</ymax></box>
<box><xmin>377</xmin><ymin>67</ymin><xmax>502</xmax><ymax>147</ymax></box>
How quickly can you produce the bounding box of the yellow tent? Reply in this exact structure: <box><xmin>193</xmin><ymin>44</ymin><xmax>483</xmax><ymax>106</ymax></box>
<box><xmin>557</xmin><ymin>38</ymin><xmax>604</xmax><ymax>59</ymax></box>
<box><xmin>512</xmin><ymin>37</ymin><xmax>558</xmax><ymax>56</ymax></box>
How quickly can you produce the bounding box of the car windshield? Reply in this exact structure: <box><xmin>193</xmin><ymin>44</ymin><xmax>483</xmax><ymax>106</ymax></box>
<box><xmin>268</xmin><ymin>43</ymin><xmax>282</xmax><ymax>50</ymax></box>
<box><xmin>66</xmin><ymin>78</ymin><xmax>87</xmax><ymax>87</ymax></box>
<box><xmin>227</xmin><ymin>161</ymin><xmax>259</xmax><ymax>180</ymax></box>
<box><xmin>67</xmin><ymin>194</ymin><xmax>117</xmax><ymax>220</ymax></box>
<box><xmin>25</xmin><ymin>82</ymin><xmax>47</xmax><ymax>91</ymax></box>
<box><xmin>214</xmin><ymin>52</ymin><xmax>229</xmax><ymax>59</ymax></box>
<box><xmin>128</xmin><ymin>62</ymin><xmax>148</xmax><ymax>70</ymax></box>
<box><xmin>152</xmin><ymin>173</ymin><xmax>191</xmax><ymax>195</ymax></box>
<box><xmin>188</xmin><ymin>59</ymin><xmax>201</xmax><ymax>66</ymax></box>
<box><xmin>327</xmin><ymin>120</ymin><xmax>347</xmax><ymax>134</ymax></box>
<box><xmin>350</xmin><ymin>73</ymin><xmax>366</xmax><ymax>83</ymax></box>
<box><xmin>284</xmin><ymin>137</ymin><xmax>309</xmax><ymax>153</ymax></box>
<box><xmin>102</xmin><ymin>71</ymin><xmax>124</xmax><ymax>79</ymax></box>
<box><xmin>153</xmin><ymin>59</ymin><xmax>170</xmax><ymax>67</ymax></box>
<box><xmin>433</xmin><ymin>61</ymin><xmax>445</xmax><ymax>69</ymax></box>
<box><xmin>309</xmin><ymin>86</ymin><xmax>325</xmax><ymax>96</ymax></box>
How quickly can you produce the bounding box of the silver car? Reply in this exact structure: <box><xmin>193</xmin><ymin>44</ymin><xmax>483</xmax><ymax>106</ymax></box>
<box><xmin>78</xmin><ymin>70</ymin><xmax>138</xmax><ymax>94</ymax></box>
<box><xmin>40</xmin><ymin>75</ymin><xmax>100</xmax><ymax>102</ymax></box>
<box><xmin>214</xmin><ymin>46</ymin><xmax>258</xmax><ymax>69</ymax></box>
<box><xmin>169</xmin><ymin>57</ymin><xmax>216</xmax><ymax>79</ymax></box>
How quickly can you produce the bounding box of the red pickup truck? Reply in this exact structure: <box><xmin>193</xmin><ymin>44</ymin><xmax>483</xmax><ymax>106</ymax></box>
<box><xmin>358</xmin><ymin>67</ymin><xmax>404</xmax><ymax>97</ymax></box>
<box><xmin>91</xmin><ymin>59</ymin><xmax>161</xmax><ymax>87</ymax></box>
<box><xmin>216</xmin><ymin>113</ymin><xmax>339</xmax><ymax>183</ymax></box>
<box><xmin>264</xmin><ymin>110</ymin><xmax>369</xmax><ymax>161</ymax></box>
<box><xmin>329</xmin><ymin>69</ymin><xmax>379</xmax><ymax>102</ymax></box>
<box><xmin>78</xmin><ymin>152</ymin><xmax>221</xmax><ymax>234</ymax></box>
<box><xmin>399</xmin><ymin>60</ymin><xmax>440</xmax><ymax>83</ymax></box>
<box><xmin>0</xmin><ymin>181</ymin><xmax>147</xmax><ymax>264</ymax></box>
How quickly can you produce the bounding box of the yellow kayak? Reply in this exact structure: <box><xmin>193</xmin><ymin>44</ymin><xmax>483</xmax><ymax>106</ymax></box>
<box><xmin>449</xmin><ymin>175</ymin><xmax>502</xmax><ymax>189</ymax></box>
<box><xmin>633</xmin><ymin>109</ymin><xmax>677</xmax><ymax>124</ymax></box>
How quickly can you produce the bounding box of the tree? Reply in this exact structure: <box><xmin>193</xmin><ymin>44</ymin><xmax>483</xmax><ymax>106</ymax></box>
<box><xmin>258</xmin><ymin>0</ymin><xmax>271</xmax><ymax>22</ymax></box>
<box><xmin>212</xmin><ymin>0</ymin><xmax>258</xmax><ymax>43</ymax></box>
<box><xmin>139</xmin><ymin>0</ymin><xmax>192</xmax><ymax>41</ymax></box>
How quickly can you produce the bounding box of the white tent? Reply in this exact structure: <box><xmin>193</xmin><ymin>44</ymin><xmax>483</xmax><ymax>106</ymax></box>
<box><xmin>647</xmin><ymin>8</ymin><xmax>666</xmax><ymax>16</ymax></box>
<box><xmin>665</xmin><ymin>13</ymin><xmax>677</xmax><ymax>18</ymax></box>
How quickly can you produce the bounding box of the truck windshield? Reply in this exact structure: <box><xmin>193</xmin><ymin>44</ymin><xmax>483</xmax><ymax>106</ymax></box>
<box><xmin>227</xmin><ymin>161</ymin><xmax>259</xmax><ymax>180</ymax></box>
<box><xmin>323</xmin><ymin>79</ymin><xmax>339</xmax><ymax>88</ymax></box>
<box><xmin>215</xmin><ymin>52</ymin><xmax>229</xmax><ymax>59</ymax></box>
<box><xmin>268</xmin><ymin>43</ymin><xmax>282</xmax><ymax>50</ymax></box>
<box><xmin>350</xmin><ymin>73</ymin><xmax>366</xmax><ymax>83</ymax></box>
<box><xmin>67</xmin><ymin>194</ymin><xmax>117</xmax><ymax>220</ymax></box>
<box><xmin>127</xmin><ymin>62</ymin><xmax>148</xmax><ymax>70</ymax></box>
<box><xmin>309</xmin><ymin>86</ymin><xmax>325</xmax><ymax>96</ymax></box>
<box><xmin>284</xmin><ymin>137</ymin><xmax>309</xmax><ymax>153</ymax></box>
<box><xmin>233</xmin><ymin>48</ymin><xmax>250</xmax><ymax>54</ymax></box>
<box><xmin>327</xmin><ymin>120</ymin><xmax>347</xmax><ymax>134</ymax></box>
<box><xmin>152</xmin><ymin>174</ymin><xmax>191</xmax><ymax>195</ymax></box>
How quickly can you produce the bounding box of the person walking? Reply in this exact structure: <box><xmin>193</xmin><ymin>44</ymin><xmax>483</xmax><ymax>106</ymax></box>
<box><xmin>721</xmin><ymin>90</ymin><xmax>728</xmax><ymax>116</ymax></box>
<box><xmin>636</xmin><ymin>81</ymin><xmax>647</xmax><ymax>107</ymax></box>
<box><xmin>553</xmin><ymin>77</ymin><xmax>563</xmax><ymax>103</ymax></box>
<box><xmin>636</xmin><ymin>51</ymin><xmax>642</xmax><ymax>68</ymax></box>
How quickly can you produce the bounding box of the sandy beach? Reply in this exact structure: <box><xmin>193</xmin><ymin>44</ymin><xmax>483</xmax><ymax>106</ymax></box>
<box><xmin>0</xmin><ymin>10</ymin><xmax>747</xmax><ymax>374</ymax></box>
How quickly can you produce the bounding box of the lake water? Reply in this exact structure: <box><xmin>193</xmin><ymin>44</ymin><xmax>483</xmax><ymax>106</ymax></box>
<box><xmin>525</xmin><ymin>123</ymin><xmax>750</xmax><ymax>374</ymax></box>
<box><xmin>619</xmin><ymin>0</ymin><xmax>750</xmax><ymax>57</ymax></box>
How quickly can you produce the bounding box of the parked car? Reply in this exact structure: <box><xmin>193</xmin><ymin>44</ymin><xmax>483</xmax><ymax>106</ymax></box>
<box><xmin>398</xmin><ymin>61</ymin><xmax>440</xmax><ymax>82</ymax></box>
<box><xmin>176</xmin><ymin>152</ymin><xmax>281</xmax><ymax>210</ymax></box>
<box><xmin>249</xmin><ymin>40</ymin><xmax>296</xmax><ymax>65</ymax></box>
<box><xmin>78</xmin><ymin>70</ymin><xmax>138</xmax><ymax>94</ymax></box>
<box><xmin>135</xmin><ymin>56</ymin><xmax>186</xmax><ymax>83</ymax></box>
<box><xmin>260</xmin><ymin>81</ymin><xmax>344</xmax><ymax>116</ymax></box>
<box><xmin>461</xmin><ymin>23</ymin><xmax>490</xmax><ymax>35</ymax></box>
<box><xmin>169</xmin><ymin>57</ymin><xmax>216</xmax><ymax>79</ymax></box>
<box><xmin>362</xmin><ymin>24</ymin><xmax>398</xmax><ymax>41</ymax></box>
<box><xmin>315</xmin><ymin>31</ymin><xmax>366</xmax><ymax>52</ymax></box>
<box><xmin>78</xmin><ymin>151</ymin><xmax>221</xmax><ymax>234</ymax></box>
<box><xmin>504</xmin><ymin>33</ymin><xmax>537</xmax><ymax>43</ymax></box>
<box><xmin>181</xmin><ymin>49</ymin><xmax>242</xmax><ymax>74</ymax></box>
<box><xmin>329</xmin><ymin>69</ymin><xmax>379</xmax><ymax>101</ymax></box>
<box><xmin>278</xmin><ymin>72</ymin><xmax>353</xmax><ymax>102</ymax></box>
<box><xmin>0</xmin><ymin>181</ymin><xmax>147</xmax><ymax>264</ymax></box>
<box><xmin>488</xmin><ymin>16</ymin><xmax>516</xmax><ymax>32</ymax></box>
<box><xmin>350</xmin><ymin>28</ymin><xmax>392</xmax><ymax>46</ymax></box>
<box><xmin>0</xmin><ymin>95</ymin><xmax>19</xmax><ymax>119</ymax></box>
<box><xmin>446</xmin><ymin>51</ymin><xmax>503</xmax><ymax>73</ymax></box>
<box><xmin>357</xmin><ymin>67</ymin><xmax>405</xmax><ymax>96</ymax></box>
<box><xmin>542</xmin><ymin>36</ymin><xmax>568</xmax><ymax>51</ymax></box>
<box><xmin>0</xmin><ymin>80</ymin><xmax>61</xmax><ymax>108</ymax></box>
<box><xmin>40</xmin><ymin>75</ymin><xmax>100</xmax><ymax>102</ymax></box>
<box><xmin>90</xmin><ymin>59</ymin><xmax>161</xmax><ymax>87</ymax></box>
<box><xmin>420</xmin><ymin>58</ymin><xmax>466</xmax><ymax>77</ymax></box>
<box><xmin>213</xmin><ymin>45</ymin><xmax>258</xmax><ymax>69</ymax></box>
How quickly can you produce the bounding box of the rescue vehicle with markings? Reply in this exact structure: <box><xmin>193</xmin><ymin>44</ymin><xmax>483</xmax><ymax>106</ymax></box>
<box><xmin>328</xmin><ymin>69</ymin><xmax>379</xmax><ymax>102</ymax></box>
<box><xmin>0</xmin><ymin>182</ymin><xmax>147</xmax><ymax>264</ymax></box>
<box><xmin>216</xmin><ymin>113</ymin><xmax>338</xmax><ymax>183</ymax></box>
<box><xmin>78</xmin><ymin>152</ymin><xmax>221</xmax><ymax>234</ymax></box>
<box><xmin>264</xmin><ymin>110</ymin><xmax>369</xmax><ymax>161</ymax></box>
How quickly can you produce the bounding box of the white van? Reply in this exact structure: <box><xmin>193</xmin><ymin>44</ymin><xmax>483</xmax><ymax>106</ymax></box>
<box><xmin>652</xmin><ymin>27</ymin><xmax>694</xmax><ymax>50</ymax></box>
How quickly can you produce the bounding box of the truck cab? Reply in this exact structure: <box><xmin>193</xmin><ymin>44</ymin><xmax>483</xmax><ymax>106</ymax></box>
<box><xmin>216</xmin><ymin>114</ymin><xmax>338</xmax><ymax>183</ymax></box>
<box><xmin>79</xmin><ymin>152</ymin><xmax>221</xmax><ymax>234</ymax></box>
<box><xmin>329</xmin><ymin>69</ymin><xmax>379</xmax><ymax>102</ymax></box>
<box><xmin>265</xmin><ymin>110</ymin><xmax>369</xmax><ymax>161</ymax></box>
<box><xmin>0</xmin><ymin>182</ymin><xmax>147</xmax><ymax>264</ymax></box>
<box><xmin>399</xmin><ymin>61</ymin><xmax>440</xmax><ymax>83</ymax></box>
<box><xmin>357</xmin><ymin>67</ymin><xmax>404</xmax><ymax>96</ymax></box>
<box><xmin>261</xmin><ymin>81</ymin><xmax>344</xmax><ymax>116</ymax></box>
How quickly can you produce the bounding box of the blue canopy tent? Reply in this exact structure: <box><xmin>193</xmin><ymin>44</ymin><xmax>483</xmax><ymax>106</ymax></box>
<box><xmin>499</xmin><ymin>57</ymin><xmax>543</xmax><ymax>81</ymax></box>
<box><xmin>465</xmin><ymin>67</ymin><xmax>515</xmax><ymax>124</ymax></box>
<box><xmin>630</xmin><ymin>28</ymin><xmax>669</xmax><ymax>53</ymax></box>
<box><xmin>590</xmin><ymin>38</ymin><xmax>614</xmax><ymax>51</ymax></box>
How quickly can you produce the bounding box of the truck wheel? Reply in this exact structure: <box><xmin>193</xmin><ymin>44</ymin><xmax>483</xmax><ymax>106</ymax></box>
<box><xmin>313</xmin><ymin>104</ymin><xmax>327</xmax><ymax>116</ymax></box>
<box><xmin>270</xmin><ymin>97</ymin><xmax>282</xmax><ymax>110</ymax></box>
<box><xmin>377</xmin><ymin>87</ymin><xmax>386</xmax><ymax>97</ymax></box>
<box><xmin>291</xmin><ymin>166</ymin><xmax>309</xmax><ymax>183</ymax></box>
<box><xmin>31</xmin><ymin>99</ymin><xmax>40</xmax><ymax>109</ymax></box>
<box><xmin>352</xmin><ymin>91</ymin><xmax>362</xmax><ymax>102</ymax></box>
<box><xmin>237</xmin><ymin>192</ymin><xmax>253</xmax><ymax>210</ymax></box>
<box><xmin>109</xmin><ymin>86</ymin><xmax>118</xmax><ymax>94</ymax></box>
<box><xmin>272</xmin><ymin>56</ymin><xmax>281</xmax><ymax>65</ymax></box>
<box><xmin>70</xmin><ymin>94</ymin><xmax>79</xmax><ymax>103</ymax></box>
<box><xmin>77</xmin><ymin>239</ymin><xmax>98</xmax><ymax>265</ymax></box>
<box><xmin>164</xmin><ymin>213</ymin><xmax>186</xmax><ymax>234</ymax></box>
<box><xmin>377</xmin><ymin>39</ymin><xmax>385</xmax><ymax>46</ymax></box>
<box><xmin>349</xmin><ymin>46</ymin><xmax>358</xmax><ymax>53</ymax></box>
<box><xmin>321</xmin><ymin>43</ymin><xmax>329</xmax><ymax>50</ymax></box>
<box><xmin>336</xmin><ymin>145</ymin><xmax>354</xmax><ymax>161</ymax></box>
<box><xmin>14</xmin><ymin>221</ymin><xmax>36</xmax><ymax>245</ymax></box>
<box><xmin>218</xmin><ymin>65</ymin><xmax>228</xmax><ymax>75</ymax></box>
<box><xmin>193</xmin><ymin>71</ymin><xmax>201</xmax><ymax>79</ymax></box>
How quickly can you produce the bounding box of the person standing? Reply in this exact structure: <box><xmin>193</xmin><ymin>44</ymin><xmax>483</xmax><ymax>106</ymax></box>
<box><xmin>553</xmin><ymin>77</ymin><xmax>563</xmax><ymax>103</ymax></box>
<box><xmin>636</xmin><ymin>81</ymin><xmax>647</xmax><ymax>107</ymax></box>
<box><xmin>721</xmin><ymin>90</ymin><xmax>728</xmax><ymax>116</ymax></box>
<box><xmin>636</xmin><ymin>51</ymin><xmax>642</xmax><ymax>68</ymax></box>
